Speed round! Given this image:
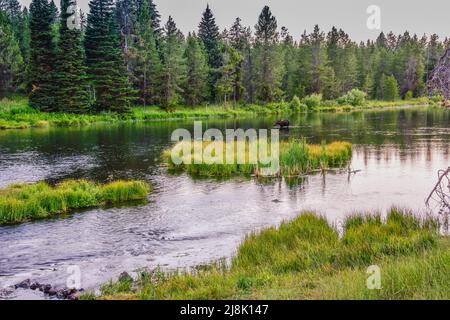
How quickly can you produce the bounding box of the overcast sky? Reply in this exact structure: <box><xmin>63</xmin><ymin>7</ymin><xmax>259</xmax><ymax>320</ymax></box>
<box><xmin>19</xmin><ymin>0</ymin><xmax>450</xmax><ymax>42</ymax></box>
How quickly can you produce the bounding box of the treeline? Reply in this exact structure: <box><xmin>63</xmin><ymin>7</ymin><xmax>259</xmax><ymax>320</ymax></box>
<box><xmin>0</xmin><ymin>0</ymin><xmax>449</xmax><ymax>113</ymax></box>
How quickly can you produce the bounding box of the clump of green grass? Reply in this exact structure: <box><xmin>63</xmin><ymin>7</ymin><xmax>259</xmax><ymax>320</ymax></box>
<box><xmin>0</xmin><ymin>179</ymin><xmax>152</xmax><ymax>225</ymax></box>
<box><xmin>95</xmin><ymin>208</ymin><xmax>447</xmax><ymax>300</ymax></box>
<box><xmin>164</xmin><ymin>139</ymin><xmax>352</xmax><ymax>177</ymax></box>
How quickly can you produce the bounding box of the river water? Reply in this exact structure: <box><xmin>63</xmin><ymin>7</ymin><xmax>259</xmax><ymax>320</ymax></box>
<box><xmin>0</xmin><ymin>106</ymin><xmax>449</xmax><ymax>298</ymax></box>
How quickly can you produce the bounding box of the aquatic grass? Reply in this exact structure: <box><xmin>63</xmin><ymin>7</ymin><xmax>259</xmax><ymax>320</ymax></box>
<box><xmin>0</xmin><ymin>179</ymin><xmax>152</xmax><ymax>225</ymax></box>
<box><xmin>165</xmin><ymin>139</ymin><xmax>352</xmax><ymax>177</ymax></box>
<box><xmin>95</xmin><ymin>208</ymin><xmax>446</xmax><ymax>300</ymax></box>
<box><xmin>99</xmin><ymin>180</ymin><xmax>151</xmax><ymax>203</ymax></box>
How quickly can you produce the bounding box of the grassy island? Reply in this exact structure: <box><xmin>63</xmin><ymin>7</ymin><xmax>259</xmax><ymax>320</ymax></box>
<box><xmin>164</xmin><ymin>139</ymin><xmax>353</xmax><ymax>177</ymax></box>
<box><xmin>0</xmin><ymin>179</ymin><xmax>152</xmax><ymax>225</ymax></box>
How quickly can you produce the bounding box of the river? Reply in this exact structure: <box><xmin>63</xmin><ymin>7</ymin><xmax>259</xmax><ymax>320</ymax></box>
<box><xmin>0</xmin><ymin>106</ymin><xmax>449</xmax><ymax>298</ymax></box>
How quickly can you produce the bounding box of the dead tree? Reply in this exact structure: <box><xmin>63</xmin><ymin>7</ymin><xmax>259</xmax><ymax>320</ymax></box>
<box><xmin>426</xmin><ymin>167</ymin><xmax>450</xmax><ymax>215</ymax></box>
<box><xmin>427</xmin><ymin>48</ymin><xmax>450</xmax><ymax>102</ymax></box>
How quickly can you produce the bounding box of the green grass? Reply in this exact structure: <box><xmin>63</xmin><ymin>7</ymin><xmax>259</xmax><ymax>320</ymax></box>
<box><xmin>0</xmin><ymin>96</ymin><xmax>432</xmax><ymax>130</ymax></box>
<box><xmin>0</xmin><ymin>179</ymin><xmax>151</xmax><ymax>225</ymax></box>
<box><xmin>93</xmin><ymin>208</ymin><xmax>448</xmax><ymax>300</ymax></box>
<box><xmin>164</xmin><ymin>139</ymin><xmax>352</xmax><ymax>177</ymax></box>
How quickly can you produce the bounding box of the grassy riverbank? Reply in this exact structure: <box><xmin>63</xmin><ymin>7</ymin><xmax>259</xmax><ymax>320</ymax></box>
<box><xmin>94</xmin><ymin>208</ymin><xmax>450</xmax><ymax>300</ymax></box>
<box><xmin>0</xmin><ymin>96</ymin><xmax>431</xmax><ymax>130</ymax></box>
<box><xmin>164</xmin><ymin>140</ymin><xmax>352</xmax><ymax>177</ymax></box>
<box><xmin>0</xmin><ymin>180</ymin><xmax>151</xmax><ymax>225</ymax></box>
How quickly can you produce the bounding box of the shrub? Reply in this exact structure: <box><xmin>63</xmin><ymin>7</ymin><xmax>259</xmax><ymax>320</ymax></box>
<box><xmin>289</xmin><ymin>95</ymin><xmax>306</xmax><ymax>112</ymax></box>
<box><xmin>404</xmin><ymin>90</ymin><xmax>414</xmax><ymax>100</ymax></box>
<box><xmin>337</xmin><ymin>89</ymin><xmax>367</xmax><ymax>106</ymax></box>
<box><xmin>302</xmin><ymin>94</ymin><xmax>322</xmax><ymax>110</ymax></box>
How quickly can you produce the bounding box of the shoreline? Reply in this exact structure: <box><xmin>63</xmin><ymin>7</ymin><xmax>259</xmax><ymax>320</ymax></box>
<box><xmin>0</xmin><ymin>97</ymin><xmax>434</xmax><ymax>130</ymax></box>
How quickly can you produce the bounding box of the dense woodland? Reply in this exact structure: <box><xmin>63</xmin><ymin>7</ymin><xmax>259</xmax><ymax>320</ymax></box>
<box><xmin>0</xmin><ymin>0</ymin><xmax>449</xmax><ymax>113</ymax></box>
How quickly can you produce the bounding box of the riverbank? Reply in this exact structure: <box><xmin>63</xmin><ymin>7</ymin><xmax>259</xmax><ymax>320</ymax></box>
<box><xmin>0</xmin><ymin>96</ymin><xmax>431</xmax><ymax>130</ymax></box>
<box><xmin>0</xmin><ymin>180</ymin><xmax>151</xmax><ymax>225</ymax></box>
<box><xmin>91</xmin><ymin>208</ymin><xmax>450</xmax><ymax>300</ymax></box>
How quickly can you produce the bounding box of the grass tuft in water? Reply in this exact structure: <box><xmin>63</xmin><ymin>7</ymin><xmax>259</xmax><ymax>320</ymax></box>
<box><xmin>164</xmin><ymin>139</ymin><xmax>352</xmax><ymax>177</ymax></box>
<box><xmin>0</xmin><ymin>179</ymin><xmax>152</xmax><ymax>225</ymax></box>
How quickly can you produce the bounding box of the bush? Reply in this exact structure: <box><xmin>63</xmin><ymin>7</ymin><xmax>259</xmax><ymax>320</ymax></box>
<box><xmin>404</xmin><ymin>90</ymin><xmax>414</xmax><ymax>100</ymax></box>
<box><xmin>302</xmin><ymin>94</ymin><xmax>322</xmax><ymax>110</ymax></box>
<box><xmin>337</xmin><ymin>89</ymin><xmax>367</xmax><ymax>106</ymax></box>
<box><xmin>430</xmin><ymin>94</ymin><xmax>444</xmax><ymax>104</ymax></box>
<box><xmin>289</xmin><ymin>95</ymin><xmax>306</xmax><ymax>112</ymax></box>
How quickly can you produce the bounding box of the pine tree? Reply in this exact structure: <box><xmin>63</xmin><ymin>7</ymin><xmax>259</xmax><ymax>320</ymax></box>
<box><xmin>0</xmin><ymin>10</ymin><xmax>22</xmax><ymax>98</ymax></box>
<box><xmin>198</xmin><ymin>4</ymin><xmax>222</xmax><ymax>101</ymax></box>
<box><xmin>183</xmin><ymin>33</ymin><xmax>208</xmax><ymax>106</ymax></box>
<box><xmin>133</xmin><ymin>0</ymin><xmax>162</xmax><ymax>106</ymax></box>
<box><xmin>217</xmin><ymin>43</ymin><xmax>243</xmax><ymax>109</ymax></box>
<box><xmin>160</xmin><ymin>16</ymin><xmax>185</xmax><ymax>109</ymax></box>
<box><xmin>28</xmin><ymin>0</ymin><xmax>58</xmax><ymax>111</ymax></box>
<box><xmin>281</xmin><ymin>26</ymin><xmax>299</xmax><ymax>99</ymax></box>
<box><xmin>309</xmin><ymin>25</ymin><xmax>328</xmax><ymax>94</ymax></box>
<box><xmin>228</xmin><ymin>17</ymin><xmax>251</xmax><ymax>103</ymax></box>
<box><xmin>54</xmin><ymin>0</ymin><xmax>91</xmax><ymax>113</ymax></box>
<box><xmin>385</xmin><ymin>75</ymin><xmax>399</xmax><ymax>101</ymax></box>
<box><xmin>84</xmin><ymin>0</ymin><xmax>134</xmax><ymax>113</ymax></box>
<box><xmin>254</xmin><ymin>5</ymin><xmax>282</xmax><ymax>102</ymax></box>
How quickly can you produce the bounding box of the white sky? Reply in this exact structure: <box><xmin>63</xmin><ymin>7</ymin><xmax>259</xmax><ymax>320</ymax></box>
<box><xmin>19</xmin><ymin>0</ymin><xmax>450</xmax><ymax>42</ymax></box>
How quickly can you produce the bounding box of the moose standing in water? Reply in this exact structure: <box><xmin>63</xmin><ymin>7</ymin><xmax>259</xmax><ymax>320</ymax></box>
<box><xmin>274</xmin><ymin>120</ymin><xmax>290</xmax><ymax>129</ymax></box>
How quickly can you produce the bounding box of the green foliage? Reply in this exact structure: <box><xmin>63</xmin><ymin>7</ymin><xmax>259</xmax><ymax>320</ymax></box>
<box><xmin>53</xmin><ymin>0</ymin><xmax>91</xmax><ymax>113</ymax></box>
<box><xmin>28</xmin><ymin>0</ymin><xmax>57</xmax><ymax>111</ymax></box>
<box><xmin>184</xmin><ymin>34</ymin><xmax>209</xmax><ymax>106</ymax></box>
<box><xmin>198</xmin><ymin>4</ymin><xmax>222</xmax><ymax>101</ymax></box>
<box><xmin>385</xmin><ymin>75</ymin><xmax>399</xmax><ymax>101</ymax></box>
<box><xmin>131</xmin><ymin>0</ymin><xmax>162</xmax><ymax>106</ymax></box>
<box><xmin>159</xmin><ymin>16</ymin><xmax>185</xmax><ymax>109</ymax></box>
<box><xmin>0</xmin><ymin>10</ymin><xmax>22</xmax><ymax>99</ymax></box>
<box><xmin>302</xmin><ymin>93</ymin><xmax>322</xmax><ymax>110</ymax></box>
<box><xmin>84</xmin><ymin>0</ymin><xmax>134</xmax><ymax>113</ymax></box>
<box><xmin>404</xmin><ymin>90</ymin><xmax>414</xmax><ymax>100</ymax></box>
<box><xmin>337</xmin><ymin>89</ymin><xmax>366</xmax><ymax>106</ymax></box>
<box><xmin>289</xmin><ymin>95</ymin><xmax>306</xmax><ymax>112</ymax></box>
<box><xmin>253</xmin><ymin>6</ymin><xmax>282</xmax><ymax>102</ymax></box>
<box><xmin>0</xmin><ymin>179</ymin><xmax>151</xmax><ymax>224</ymax></box>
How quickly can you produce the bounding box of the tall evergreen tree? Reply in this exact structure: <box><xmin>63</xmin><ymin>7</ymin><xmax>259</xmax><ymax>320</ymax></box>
<box><xmin>228</xmin><ymin>17</ymin><xmax>250</xmax><ymax>102</ymax></box>
<box><xmin>84</xmin><ymin>0</ymin><xmax>134</xmax><ymax>113</ymax></box>
<box><xmin>54</xmin><ymin>0</ymin><xmax>91</xmax><ymax>113</ymax></box>
<box><xmin>198</xmin><ymin>4</ymin><xmax>222</xmax><ymax>101</ymax></box>
<box><xmin>183</xmin><ymin>33</ymin><xmax>208</xmax><ymax>106</ymax></box>
<box><xmin>0</xmin><ymin>10</ymin><xmax>22</xmax><ymax>98</ymax></box>
<box><xmin>132</xmin><ymin>0</ymin><xmax>162</xmax><ymax>106</ymax></box>
<box><xmin>160</xmin><ymin>16</ymin><xmax>185</xmax><ymax>109</ymax></box>
<box><xmin>217</xmin><ymin>42</ymin><xmax>243</xmax><ymax>109</ymax></box>
<box><xmin>28</xmin><ymin>0</ymin><xmax>57</xmax><ymax>111</ymax></box>
<box><xmin>253</xmin><ymin>5</ymin><xmax>282</xmax><ymax>102</ymax></box>
<box><xmin>385</xmin><ymin>75</ymin><xmax>399</xmax><ymax>101</ymax></box>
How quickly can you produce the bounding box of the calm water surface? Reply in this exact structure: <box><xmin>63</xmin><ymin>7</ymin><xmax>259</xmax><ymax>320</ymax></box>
<box><xmin>0</xmin><ymin>107</ymin><xmax>449</xmax><ymax>298</ymax></box>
